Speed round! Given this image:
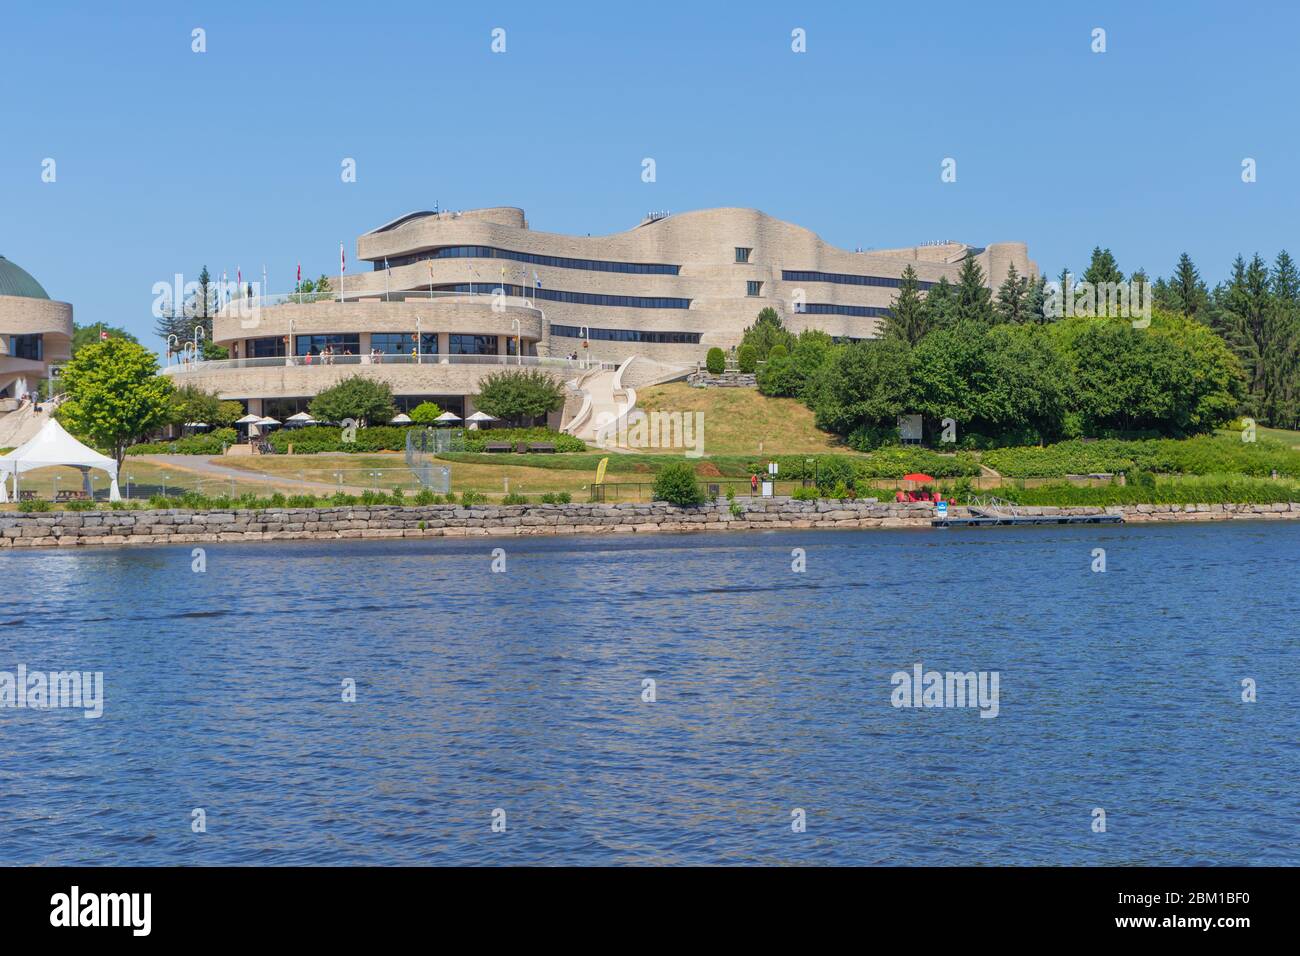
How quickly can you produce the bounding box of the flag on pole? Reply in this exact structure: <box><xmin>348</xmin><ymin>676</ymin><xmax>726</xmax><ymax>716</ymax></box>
<box><xmin>340</xmin><ymin>243</ymin><xmax>346</xmax><ymax>273</ymax></box>
<box><xmin>297</xmin><ymin>262</ymin><xmax>302</xmax><ymax>284</ymax></box>
<box><xmin>99</xmin><ymin>329</ymin><xmax>109</xmax><ymax>341</ymax></box>
<box><xmin>534</xmin><ymin>271</ymin><xmax>541</xmax><ymax>289</ymax></box>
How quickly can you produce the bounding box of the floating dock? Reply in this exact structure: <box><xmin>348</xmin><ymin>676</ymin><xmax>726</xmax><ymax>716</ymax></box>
<box><xmin>933</xmin><ymin>502</ymin><xmax>1124</xmax><ymax>528</ymax></box>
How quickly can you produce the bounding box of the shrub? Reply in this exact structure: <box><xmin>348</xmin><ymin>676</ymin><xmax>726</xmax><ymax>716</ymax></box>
<box><xmin>308</xmin><ymin>375</ymin><xmax>397</xmax><ymax>426</ymax></box>
<box><xmin>737</xmin><ymin>343</ymin><xmax>758</xmax><ymax>374</ymax></box>
<box><xmin>17</xmin><ymin>499</ymin><xmax>51</xmax><ymax>513</ymax></box>
<box><xmin>461</xmin><ymin>489</ymin><xmax>486</xmax><ymax>505</ymax></box>
<box><xmin>408</xmin><ymin>401</ymin><xmax>444</xmax><ymax>425</ymax></box>
<box><xmin>502</xmin><ymin>492</ymin><xmax>529</xmax><ymax>505</ymax></box>
<box><xmin>474</xmin><ymin>369</ymin><xmax>566</xmax><ymax>426</ymax></box>
<box><xmin>815</xmin><ymin>456</ymin><xmax>856</xmax><ymax>492</ymax></box>
<box><xmin>414</xmin><ymin>488</ymin><xmax>439</xmax><ymax>505</ymax></box>
<box><xmin>706</xmin><ymin>347</ymin><xmax>726</xmax><ymax>375</ymax></box>
<box><xmin>792</xmin><ymin>486</ymin><xmax>819</xmax><ymax>501</ymax></box>
<box><xmin>652</xmin><ymin>461</ymin><xmax>705</xmax><ymax>506</ymax></box>
<box><xmin>768</xmin><ymin>343</ymin><xmax>789</xmax><ymax>361</ymax></box>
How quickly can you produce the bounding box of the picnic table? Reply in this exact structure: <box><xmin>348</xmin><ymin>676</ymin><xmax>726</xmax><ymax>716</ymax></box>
<box><xmin>54</xmin><ymin>490</ymin><xmax>90</xmax><ymax>502</ymax></box>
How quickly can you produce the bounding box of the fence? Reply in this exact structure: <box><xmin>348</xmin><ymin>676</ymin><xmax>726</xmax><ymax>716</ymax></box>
<box><xmin>405</xmin><ymin>429</ymin><xmax>455</xmax><ymax>492</ymax></box>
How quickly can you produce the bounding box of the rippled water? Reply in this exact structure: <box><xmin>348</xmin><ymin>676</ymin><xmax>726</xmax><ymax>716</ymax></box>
<box><xmin>1</xmin><ymin>522</ymin><xmax>1296</xmax><ymax>865</ymax></box>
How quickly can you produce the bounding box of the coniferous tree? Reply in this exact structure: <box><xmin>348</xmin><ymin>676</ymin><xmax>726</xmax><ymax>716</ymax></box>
<box><xmin>1024</xmin><ymin>274</ymin><xmax>1050</xmax><ymax>324</ymax></box>
<box><xmin>1081</xmin><ymin>246</ymin><xmax>1124</xmax><ymax>286</ymax></box>
<box><xmin>1158</xmin><ymin>253</ymin><xmax>1210</xmax><ymax>321</ymax></box>
<box><xmin>882</xmin><ymin>265</ymin><xmax>930</xmax><ymax>345</ymax></box>
<box><xmin>994</xmin><ymin>263</ymin><xmax>1030</xmax><ymax>324</ymax></box>
<box><xmin>954</xmin><ymin>257</ymin><xmax>994</xmax><ymax>326</ymax></box>
<box><xmin>922</xmin><ymin>275</ymin><xmax>958</xmax><ymax>330</ymax></box>
<box><xmin>1270</xmin><ymin>250</ymin><xmax>1300</xmax><ymax>302</ymax></box>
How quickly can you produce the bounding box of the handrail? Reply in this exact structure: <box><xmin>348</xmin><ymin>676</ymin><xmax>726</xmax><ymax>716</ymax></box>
<box><xmin>163</xmin><ymin>353</ymin><xmax>595</xmax><ymax>375</ymax></box>
<box><xmin>215</xmin><ymin>289</ymin><xmax>545</xmax><ymax>313</ymax></box>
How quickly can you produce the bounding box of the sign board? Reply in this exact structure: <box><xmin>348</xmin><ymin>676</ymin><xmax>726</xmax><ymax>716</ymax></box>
<box><xmin>898</xmin><ymin>414</ymin><xmax>923</xmax><ymax>445</ymax></box>
<box><xmin>761</xmin><ymin>480</ymin><xmax>773</xmax><ymax>497</ymax></box>
<box><xmin>936</xmin><ymin>501</ymin><xmax>949</xmax><ymax>518</ymax></box>
<box><xmin>767</xmin><ymin>462</ymin><xmax>778</xmax><ymax>475</ymax></box>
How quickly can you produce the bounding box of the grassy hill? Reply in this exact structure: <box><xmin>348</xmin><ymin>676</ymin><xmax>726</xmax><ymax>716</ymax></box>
<box><xmin>634</xmin><ymin>381</ymin><xmax>850</xmax><ymax>455</ymax></box>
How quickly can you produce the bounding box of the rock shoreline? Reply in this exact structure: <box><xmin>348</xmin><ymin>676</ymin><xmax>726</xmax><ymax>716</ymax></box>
<box><xmin>2</xmin><ymin>498</ymin><xmax>1299</xmax><ymax>550</ymax></box>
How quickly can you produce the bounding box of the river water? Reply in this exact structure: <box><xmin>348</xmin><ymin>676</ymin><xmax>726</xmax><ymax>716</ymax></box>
<box><xmin>1</xmin><ymin>523</ymin><xmax>1295</xmax><ymax>865</ymax></box>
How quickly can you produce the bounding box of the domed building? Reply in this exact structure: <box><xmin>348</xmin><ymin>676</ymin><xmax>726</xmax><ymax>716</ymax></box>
<box><xmin>0</xmin><ymin>256</ymin><xmax>73</xmax><ymax>405</ymax></box>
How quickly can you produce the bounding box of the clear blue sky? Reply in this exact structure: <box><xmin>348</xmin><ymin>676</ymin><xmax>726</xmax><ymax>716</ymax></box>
<box><xmin>3</xmin><ymin>0</ymin><xmax>1299</xmax><ymax>344</ymax></box>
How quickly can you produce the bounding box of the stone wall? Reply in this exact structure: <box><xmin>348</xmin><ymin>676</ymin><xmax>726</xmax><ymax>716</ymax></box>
<box><xmin>2</xmin><ymin>499</ymin><xmax>1299</xmax><ymax>550</ymax></box>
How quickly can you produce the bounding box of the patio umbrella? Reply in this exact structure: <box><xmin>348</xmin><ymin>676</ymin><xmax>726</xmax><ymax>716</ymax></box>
<box><xmin>433</xmin><ymin>411</ymin><xmax>462</xmax><ymax>425</ymax></box>
<box><xmin>256</xmin><ymin>417</ymin><xmax>281</xmax><ymax>427</ymax></box>
<box><xmin>902</xmin><ymin>473</ymin><xmax>934</xmax><ymax>483</ymax></box>
<box><xmin>286</xmin><ymin>412</ymin><xmax>317</xmax><ymax>426</ymax></box>
<box><xmin>464</xmin><ymin>410</ymin><xmax>498</xmax><ymax>431</ymax></box>
<box><xmin>235</xmin><ymin>414</ymin><xmax>262</xmax><ymax>425</ymax></box>
<box><xmin>390</xmin><ymin>413</ymin><xmax>413</xmax><ymax>423</ymax></box>
<box><xmin>183</xmin><ymin>422</ymin><xmax>210</xmax><ymax>429</ymax></box>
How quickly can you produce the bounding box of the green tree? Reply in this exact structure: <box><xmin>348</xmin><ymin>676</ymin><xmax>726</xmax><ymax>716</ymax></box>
<box><xmin>474</xmin><ymin>368</ymin><xmax>565</xmax><ymax>426</ymax></box>
<box><xmin>1081</xmin><ymin>246</ymin><xmax>1124</xmax><ymax>286</ymax></box>
<box><xmin>168</xmin><ymin>385</ymin><xmax>221</xmax><ymax>427</ymax></box>
<box><xmin>653</xmin><ymin>460</ymin><xmax>705</xmax><ymax>506</ymax></box>
<box><xmin>71</xmin><ymin>322</ymin><xmax>138</xmax><ymax>355</ymax></box>
<box><xmin>705</xmin><ymin>347</ymin><xmax>726</xmax><ymax>374</ymax></box>
<box><xmin>1155</xmin><ymin>253</ymin><xmax>1210</xmax><ymax>320</ymax></box>
<box><xmin>215</xmin><ymin>400</ymin><xmax>245</xmax><ymax>427</ymax></box>
<box><xmin>883</xmin><ymin>265</ymin><xmax>930</xmax><ymax>344</ymax></box>
<box><xmin>739</xmin><ymin>307</ymin><xmax>795</xmax><ymax>360</ymax></box>
<box><xmin>758</xmin><ymin>330</ymin><xmax>833</xmax><ymax>399</ymax></box>
<box><xmin>922</xmin><ymin>275</ymin><xmax>958</xmax><ymax>330</ymax></box>
<box><xmin>807</xmin><ymin>338</ymin><xmax>912</xmax><ymax>441</ymax></box>
<box><xmin>954</xmin><ymin>258</ymin><xmax>994</xmax><ymax>326</ymax></box>
<box><xmin>1024</xmin><ymin>274</ymin><xmax>1050</xmax><ymax>324</ymax></box>
<box><xmin>408</xmin><ymin>401</ymin><xmax>445</xmax><ymax>425</ymax></box>
<box><xmin>994</xmin><ymin>263</ymin><xmax>1031</xmax><ymax>324</ymax></box>
<box><xmin>308</xmin><ymin>375</ymin><xmax>397</xmax><ymax>427</ymax></box>
<box><xmin>57</xmin><ymin>338</ymin><xmax>174</xmax><ymax>466</ymax></box>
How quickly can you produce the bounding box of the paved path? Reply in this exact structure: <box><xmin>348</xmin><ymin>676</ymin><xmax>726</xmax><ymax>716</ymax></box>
<box><xmin>140</xmin><ymin>455</ymin><xmax>377</xmax><ymax>495</ymax></box>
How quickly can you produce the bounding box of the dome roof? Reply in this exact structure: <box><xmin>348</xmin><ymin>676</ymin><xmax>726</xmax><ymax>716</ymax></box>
<box><xmin>0</xmin><ymin>256</ymin><xmax>51</xmax><ymax>300</ymax></box>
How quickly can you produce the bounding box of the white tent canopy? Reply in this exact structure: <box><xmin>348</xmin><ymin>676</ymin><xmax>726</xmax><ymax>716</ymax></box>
<box><xmin>0</xmin><ymin>418</ymin><xmax>121</xmax><ymax>503</ymax></box>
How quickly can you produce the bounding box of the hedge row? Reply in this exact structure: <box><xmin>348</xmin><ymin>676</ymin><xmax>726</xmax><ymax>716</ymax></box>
<box><xmin>265</xmin><ymin>426</ymin><xmax>586</xmax><ymax>455</ymax></box>
<box><xmin>983</xmin><ymin>435</ymin><xmax>1300</xmax><ymax>479</ymax></box>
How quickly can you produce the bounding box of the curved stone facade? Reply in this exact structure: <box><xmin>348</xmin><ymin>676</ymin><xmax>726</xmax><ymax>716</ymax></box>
<box><xmin>0</xmin><ymin>294</ymin><xmax>73</xmax><ymax>400</ymax></box>
<box><xmin>181</xmin><ymin>205</ymin><xmax>1035</xmax><ymax>413</ymax></box>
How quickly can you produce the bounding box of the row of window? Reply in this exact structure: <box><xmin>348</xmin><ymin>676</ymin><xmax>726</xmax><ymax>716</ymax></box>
<box><xmin>782</xmin><ymin>270</ymin><xmax>946</xmax><ymax>291</ymax></box>
<box><xmin>245</xmin><ymin>333</ymin><xmax>508</xmax><ymax>356</ymax></box>
<box><xmin>434</xmin><ymin>283</ymin><xmax>690</xmax><ymax>310</ymax></box>
<box><xmin>796</xmin><ymin>303</ymin><xmax>893</xmax><ymax>318</ymax></box>
<box><xmin>376</xmin><ymin>245</ymin><xmax>681</xmax><ymax>275</ymax></box>
<box><xmin>550</xmin><ymin>324</ymin><xmax>702</xmax><ymax>344</ymax></box>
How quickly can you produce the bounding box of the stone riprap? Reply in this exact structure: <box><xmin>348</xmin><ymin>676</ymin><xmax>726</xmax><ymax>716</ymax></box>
<box><xmin>2</xmin><ymin>498</ymin><xmax>1299</xmax><ymax>550</ymax></box>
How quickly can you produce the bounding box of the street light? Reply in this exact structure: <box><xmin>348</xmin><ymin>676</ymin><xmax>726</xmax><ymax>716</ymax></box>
<box><xmin>511</xmin><ymin>317</ymin><xmax>521</xmax><ymax>365</ymax></box>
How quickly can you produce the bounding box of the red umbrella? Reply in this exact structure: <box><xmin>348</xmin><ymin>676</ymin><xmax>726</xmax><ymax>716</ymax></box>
<box><xmin>902</xmin><ymin>473</ymin><xmax>934</xmax><ymax>483</ymax></box>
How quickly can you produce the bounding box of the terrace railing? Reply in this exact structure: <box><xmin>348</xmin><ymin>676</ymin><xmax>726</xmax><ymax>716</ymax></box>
<box><xmin>163</xmin><ymin>353</ymin><xmax>607</xmax><ymax>375</ymax></box>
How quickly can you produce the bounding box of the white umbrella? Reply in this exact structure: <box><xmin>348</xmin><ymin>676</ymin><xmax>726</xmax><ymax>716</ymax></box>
<box><xmin>390</xmin><ymin>413</ymin><xmax>413</xmax><ymax>423</ymax></box>
<box><xmin>286</xmin><ymin>412</ymin><xmax>317</xmax><ymax>425</ymax></box>
<box><xmin>433</xmin><ymin>411</ymin><xmax>462</xmax><ymax>424</ymax></box>
<box><xmin>183</xmin><ymin>422</ymin><xmax>210</xmax><ymax>429</ymax></box>
<box><xmin>235</xmin><ymin>414</ymin><xmax>261</xmax><ymax>424</ymax></box>
<box><xmin>465</xmin><ymin>411</ymin><xmax>498</xmax><ymax>423</ymax></box>
<box><xmin>256</xmin><ymin>416</ymin><xmax>281</xmax><ymax>426</ymax></box>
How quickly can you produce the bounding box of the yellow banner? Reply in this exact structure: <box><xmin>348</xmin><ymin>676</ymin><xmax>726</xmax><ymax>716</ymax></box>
<box><xmin>595</xmin><ymin>457</ymin><xmax>609</xmax><ymax>485</ymax></box>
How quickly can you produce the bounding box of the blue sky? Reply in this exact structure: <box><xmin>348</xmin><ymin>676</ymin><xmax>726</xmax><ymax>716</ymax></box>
<box><xmin>3</xmin><ymin>0</ymin><xmax>1299</xmax><ymax>343</ymax></box>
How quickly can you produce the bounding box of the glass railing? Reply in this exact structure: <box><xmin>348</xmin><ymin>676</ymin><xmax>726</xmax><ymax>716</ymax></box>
<box><xmin>215</xmin><ymin>289</ymin><xmax>544</xmax><ymax>312</ymax></box>
<box><xmin>163</xmin><ymin>353</ymin><xmax>604</xmax><ymax>374</ymax></box>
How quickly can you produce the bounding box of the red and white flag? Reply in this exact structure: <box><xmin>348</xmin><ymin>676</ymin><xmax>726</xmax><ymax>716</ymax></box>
<box><xmin>340</xmin><ymin>243</ymin><xmax>346</xmax><ymax>273</ymax></box>
<box><xmin>99</xmin><ymin>330</ymin><xmax>109</xmax><ymax>341</ymax></box>
<box><xmin>297</xmin><ymin>262</ymin><xmax>302</xmax><ymax>284</ymax></box>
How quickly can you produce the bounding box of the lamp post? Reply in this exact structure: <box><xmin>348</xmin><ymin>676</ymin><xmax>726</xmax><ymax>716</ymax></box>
<box><xmin>579</xmin><ymin>325</ymin><xmax>589</xmax><ymax>368</ymax></box>
<box><xmin>416</xmin><ymin>315</ymin><xmax>422</xmax><ymax>364</ymax></box>
<box><xmin>166</xmin><ymin>333</ymin><xmax>180</xmax><ymax>367</ymax></box>
<box><xmin>511</xmin><ymin>317</ymin><xmax>521</xmax><ymax>365</ymax></box>
<box><xmin>127</xmin><ymin>474</ymin><xmax>134</xmax><ymax>500</ymax></box>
